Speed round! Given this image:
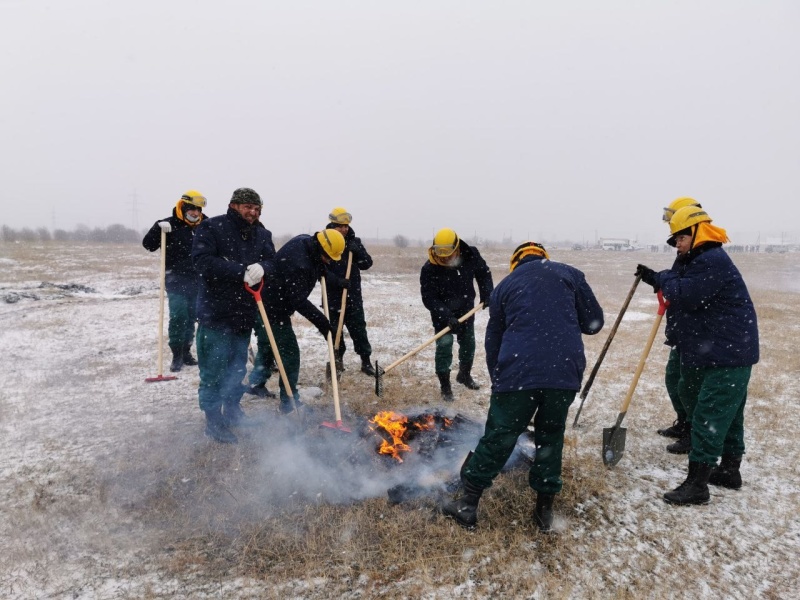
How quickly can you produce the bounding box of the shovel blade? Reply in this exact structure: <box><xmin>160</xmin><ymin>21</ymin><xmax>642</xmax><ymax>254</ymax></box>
<box><xmin>602</xmin><ymin>426</ymin><xmax>627</xmax><ymax>467</ymax></box>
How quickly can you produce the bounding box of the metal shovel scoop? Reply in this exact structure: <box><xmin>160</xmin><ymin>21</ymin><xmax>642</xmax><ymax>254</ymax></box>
<box><xmin>602</xmin><ymin>290</ymin><xmax>668</xmax><ymax>467</ymax></box>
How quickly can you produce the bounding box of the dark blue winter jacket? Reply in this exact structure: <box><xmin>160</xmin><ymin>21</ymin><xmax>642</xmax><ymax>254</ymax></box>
<box><xmin>324</xmin><ymin>224</ymin><xmax>372</xmax><ymax>312</ymax></box>
<box><xmin>654</xmin><ymin>244</ymin><xmax>759</xmax><ymax>368</ymax></box>
<box><xmin>263</xmin><ymin>234</ymin><xmax>331</xmax><ymax>335</ymax></box>
<box><xmin>485</xmin><ymin>255</ymin><xmax>604</xmax><ymax>393</ymax></box>
<box><xmin>192</xmin><ymin>208</ymin><xmax>277</xmax><ymax>333</ymax></box>
<box><xmin>142</xmin><ymin>208</ymin><xmax>206</xmax><ymax>295</ymax></box>
<box><xmin>420</xmin><ymin>242</ymin><xmax>494</xmax><ymax>332</ymax></box>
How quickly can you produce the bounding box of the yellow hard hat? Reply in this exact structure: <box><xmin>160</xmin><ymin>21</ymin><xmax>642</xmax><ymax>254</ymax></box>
<box><xmin>181</xmin><ymin>189</ymin><xmax>207</xmax><ymax>209</ymax></box>
<box><xmin>329</xmin><ymin>207</ymin><xmax>352</xmax><ymax>225</ymax></box>
<box><xmin>431</xmin><ymin>228</ymin><xmax>460</xmax><ymax>257</ymax></box>
<box><xmin>662</xmin><ymin>197</ymin><xmax>700</xmax><ymax>223</ymax></box>
<box><xmin>509</xmin><ymin>241</ymin><xmax>549</xmax><ymax>272</ymax></box>
<box><xmin>316</xmin><ymin>229</ymin><xmax>345</xmax><ymax>261</ymax></box>
<box><xmin>669</xmin><ymin>206</ymin><xmax>712</xmax><ymax>234</ymax></box>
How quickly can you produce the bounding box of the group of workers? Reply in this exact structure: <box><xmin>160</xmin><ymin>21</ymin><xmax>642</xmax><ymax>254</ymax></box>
<box><xmin>144</xmin><ymin>190</ymin><xmax>758</xmax><ymax>534</ymax></box>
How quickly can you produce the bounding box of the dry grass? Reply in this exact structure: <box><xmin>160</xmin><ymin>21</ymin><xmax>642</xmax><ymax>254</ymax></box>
<box><xmin>2</xmin><ymin>241</ymin><xmax>799</xmax><ymax>598</ymax></box>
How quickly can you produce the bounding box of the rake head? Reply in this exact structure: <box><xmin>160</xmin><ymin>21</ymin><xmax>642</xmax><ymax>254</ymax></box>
<box><xmin>145</xmin><ymin>374</ymin><xmax>177</xmax><ymax>383</ymax></box>
<box><xmin>374</xmin><ymin>360</ymin><xmax>386</xmax><ymax>397</ymax></box>
<box><xmin>320</xmin><ymin>420</ymin><xmax>352</xmax><ymax>433</ymax></box>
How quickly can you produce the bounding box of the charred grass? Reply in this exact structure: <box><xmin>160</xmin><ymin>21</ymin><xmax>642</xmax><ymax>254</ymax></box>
<box><xmin>3</xmin><ymin>243</ymin><xmax>799</xmax><ymax>598</ymax></box>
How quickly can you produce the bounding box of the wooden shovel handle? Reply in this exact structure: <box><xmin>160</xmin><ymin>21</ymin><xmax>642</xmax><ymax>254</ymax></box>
<box><xmin>383</xmin><ymin>303</ymin><xmax>484</xmax><ymax>374</ymax></box>
<box><xmin>246</xmin><ymin>281</ymin><xmax>298</xmax><ymax>412</ymax></box>
<box><xmin>616</xmin><ymin>291</ymin><xmax>668</xmax><ymax>415</ymax></box>
<box><xmin>320</xmin><ymin>276</ymin><xmax>343</xmax><ymax>422</ymax></box>
<box><xmin>334</xmin><ymin>251</ymin><xmax>353</xmax><ymax>350</ymax></box>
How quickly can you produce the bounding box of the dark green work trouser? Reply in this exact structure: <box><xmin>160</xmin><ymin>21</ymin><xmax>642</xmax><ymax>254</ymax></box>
<box><xmin>434</xmin><ymin>323</ymin><xmax>476</xmax><ymax>374</ymax></box>
<box><xmin>249</xmin><ymin>317</ymin><xmax>301</xmax><ymax>404</ymax></box>
<box><xmin>196</xmin><ymin>325</ymin><xmax>249</xmax><ymax>412</ymax></box>
<box><xmin>329</xmin><ymin>303</ymin><xmax>372</xmax><ymax>360</ymax></box>
<box><xmin>167</xmin><ymin>290</ymin><xmax>197</xmax><ymax>347</ymax></box>
<box><xmin>678</xmin><ymin>364</ymin><xmax>751</xmax><ymax>464</ymax></box>
<box><xmin>464</xmin><ymin>389</ymin><xmax>576</xmax><ymax>495</ymax></box>
<box><xmin>665</xmin><ymin>348</ymin><xmax>686</xmax><ymax>421</ymax></box>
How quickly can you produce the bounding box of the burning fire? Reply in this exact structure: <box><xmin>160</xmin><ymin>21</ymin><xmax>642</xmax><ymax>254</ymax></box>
<box><xmin>368</xmin><ymin>411</ymin><xmax>453</xmax><ymax>462</ymax></box>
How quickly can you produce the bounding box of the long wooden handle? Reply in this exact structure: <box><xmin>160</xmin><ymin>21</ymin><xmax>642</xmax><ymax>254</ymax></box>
<box><xmin>617</xmin><ymin>308</ymin><xmax>665</xmax><ymax>416</ymax></box>
<box><xmin>254</xmin><ymin>298</ymin><xmax>296</xmax><ymax>401</ymax></box>
<box><xmin>383</xmin><ymin>303</ymin><xmax>484</xmax><ymax>374</ymax></box>
<box><xmin>320</xmin><ymin>277</ymin><xmax>342</xmax><ymax>422</ymax></box>
<box><xmin>334</xmin><ymin>251</ymin><xmax>353</xmax><ymax>350</ymax></box>
<box><xmin>155</xmin><ymin>228</ymin><xmax>168</xmax><ymax>376</ymax></box>
<box><xmin>579</xmin><ymin>274</ymin><xmax>642</xmax><ymax>400</ymax></box>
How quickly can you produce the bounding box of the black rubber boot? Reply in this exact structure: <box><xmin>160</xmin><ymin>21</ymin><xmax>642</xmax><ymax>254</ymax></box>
<box><xmin>360</xmin><ymin>355</ymin><xmax>376</xmax><ymax>377</ymax></box>
<box><xmin>222</xmin><ymin>403</ymin><xmax>252</xmax><ymax>427</ymax></box>
<box><xmin>709</xmin><ymin>454</ymin><xmax>742</xmax><ymax>490</ymax></box>
<box><xmin>455</xmin><ymin>362</ymin><xmax>480</xmax><ymax>390</ymax></box>
<box><xmin>663</xmin><ymin>461</ymin><xmax>712</xmax><ymax>505</ymax></box>
<box><xmin>182</xmin><ymin>343</ymin><xmax>198</xmax><ymax>366</ymax></box>
<box><xmin>533</xmin><ymin>493</ymin><xmax>556</xmax><ymax>532</ymax></box>
<box><xmin>169</xmin><ymin>345</ymin><xmax>183</xmax><ymax>372</ymax></box>
<box><xmin>441</xmin><ymin>479</ymin><xmax>483</xmax><ymax>529</ymax></box>
<box><xmin>245</xmin><ymin>383</ymin><xmax>276</xmax><ymax>399</ymax></box>
<box><xmin>437</xmin><ymin>372</ymin><xmax>453</xmax><ymax>402</ymax></box>
<box><xmin>204</xmin><ymin>407</ymin><xmax>237</xmax><ymax>444</ymax></box>
<box><xmin>657</xmin><ymin>418</ymin><xmax>690</xmax><ymax>439</ymax></box>
<box><xmin>666</xmin><ymin>426</ymin><xmax>692</xmax><ymax>454</ymax></box>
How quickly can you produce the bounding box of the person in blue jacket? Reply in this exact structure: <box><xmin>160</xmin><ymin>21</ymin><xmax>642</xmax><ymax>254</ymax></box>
<box><xmin>636</xmin><ymin>206</ymin><xmax>759</xmax><ymax>505</ymax></box>
<box><xmin>142</xmin><ymin>190</ymin><xmax>207</xmax><ymax>372</ymax></box>
<box><xmin>441</xmin><ymin>241</ymin><xmax>603</xmax><ymax>532</ymax></box>
<box><xmin>251</xmin><ymin>228</ymin><xmax>346</xmax><ymax>413</ymax></box>
<box><xmin>420</xmin><ymin>228</ymin><xmax>494</xmax><ymax>401</ymax></box>
<box><xmin>192</xmin><ymin>188</ymin><xmax>277</xmax><ymax>444</ymax></box>
<box><xmin>653</xmin><ymin>197</ymin><xmax>703</xmax><ymax>452</ymax></box>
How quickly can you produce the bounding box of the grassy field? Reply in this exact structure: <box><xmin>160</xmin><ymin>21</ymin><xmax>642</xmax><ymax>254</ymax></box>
<box><xmin>1</xmin><ymin>241</ymin><xmax>798</xmax><ymax>599</ymax></box>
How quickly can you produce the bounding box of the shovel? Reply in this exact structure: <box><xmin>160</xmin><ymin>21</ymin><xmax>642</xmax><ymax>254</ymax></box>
<box><xmin>572</xmin><ymin>273</ymin><xmax>642</xmax><ymax>427</ymax></box>
<box><xmin>245</xmin><ymin>281</ymin><xmax>301</xmax><ymax>419</ymax></box>
<box><xmin>602</xmin><ymin>290</ymin><xmax>668</xmax><ymax>467</ymax></box>
<box><xmin>145</xmin><ymin>228</ymin><xmax>178</xmax><ymax>383</ymax></box>
<box><xmin>319</xmin><ymin>276</ymin><xmax>351</xmax><ymax>432</ymax></box>
<box><xmin>375</xmin><ymin>303</ymin><xmax>484</xmax><ymax>397</ymax></box>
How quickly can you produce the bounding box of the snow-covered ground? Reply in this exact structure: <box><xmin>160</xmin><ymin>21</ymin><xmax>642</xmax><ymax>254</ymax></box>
<box><xmin>1</xmin><ymin>242</ymin><xmax>798</xmax><ymax>599</ymax></box>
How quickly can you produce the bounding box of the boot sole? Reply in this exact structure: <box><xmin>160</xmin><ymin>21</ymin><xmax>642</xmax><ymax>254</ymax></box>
<box><xmin>441</xmin><ymin>511</ymin><xmax>477</xmax><ymax>530</ymax></box>
<box><xmin>663</xmin><ymin>494</ymin><xmax>710</xmax><ymax>506</ymax></box>
<box><xmin>204</xmin><ymin>429</ymin><xmax>237</xmax><ymax>444</ymax></box>
<box><xmin>708</xmin><ymin>480</ymin><xmax>742</xmax><ymax>490</ymax></box>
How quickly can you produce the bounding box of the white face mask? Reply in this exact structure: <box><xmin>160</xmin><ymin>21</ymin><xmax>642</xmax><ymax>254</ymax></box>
<box><xmin>184</xmin><ymin>211</ymin><xmax>200</xmax><ymax>223</ymax></box>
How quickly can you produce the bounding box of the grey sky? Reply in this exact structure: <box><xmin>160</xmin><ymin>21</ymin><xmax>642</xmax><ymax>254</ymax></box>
<box><xmin>2</xmin><ymin>0</ymin><xmax>798</xmax><ymax>245</ymax></box>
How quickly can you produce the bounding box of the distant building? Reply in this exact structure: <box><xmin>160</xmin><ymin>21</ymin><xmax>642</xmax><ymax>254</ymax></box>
<box><xmin>599</xmin><ymin>237</ymin><xmax>640</xmax><ymax>251</ymax></box>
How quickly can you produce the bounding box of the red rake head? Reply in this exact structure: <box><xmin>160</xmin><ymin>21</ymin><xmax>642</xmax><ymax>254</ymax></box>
<box><xmin>320</xmin><ymin>420</ymin><xmax>352</xmax><ymax>433</ymax></box>
<box><xmin>145</xmin><ymin>374</ymin><xmax>178</xmax><ymax>383</ymax></box>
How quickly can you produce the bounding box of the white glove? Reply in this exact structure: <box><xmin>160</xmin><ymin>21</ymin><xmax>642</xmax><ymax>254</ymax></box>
<box><xmin>158</xmin><ymin>221</ymin><xmax>172</xmax><ymax>233</ymax></box>
<box><xmin>244</xmin><ymin>263</ymin><xmax>264</xmax><ymax>286</ymax></box>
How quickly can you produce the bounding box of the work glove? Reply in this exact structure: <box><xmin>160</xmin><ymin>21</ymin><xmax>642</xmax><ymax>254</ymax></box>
<box><xmin>244</xmin><ymin>263</ymin><xmax>264</xmax><ymax>286</ymax></box>
<box><xmin>158</xmin><ymin>221</ymin><xmax>171</xmax><ymax>233</ymax></box>
<box><xmin>346</xmin><ymin>239</ymin><xmax>359</xmax><ymax>254</ymax></box>
<box><xmin>316</xmin><ymin>319</ymin><xmax>332</xmax><ymax>339</ymax></box>
<box><xmin>635</xmin><ymin>264</ymin><xmax>659</xmax><ymax>290</ymax></box>
<box><xmin>339</xmin><ymin>277</ymin><xmax>351</xmax><ymax>290</ymax></box>
<box><xmin>479</xmin><ymin>297</ymin><xmax>489</xmax><ymax>310</ymax></box>
<box><xmin>447</xmin><ymin>316</ymin><xmax>463</xmax><ymax>334</ymax></box>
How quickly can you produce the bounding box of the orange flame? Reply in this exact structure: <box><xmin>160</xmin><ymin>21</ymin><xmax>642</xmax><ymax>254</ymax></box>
<box><xmin>369</xmin><ymin>411</ymin><xmax>412</xmax><ymax>462</ymax></box>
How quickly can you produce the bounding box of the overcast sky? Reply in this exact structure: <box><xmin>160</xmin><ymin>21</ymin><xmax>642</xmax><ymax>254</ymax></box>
<box><xmin>2</xmin><ymin>1</ymin><xmax>798</xmax><ymax>245</ymax></box>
